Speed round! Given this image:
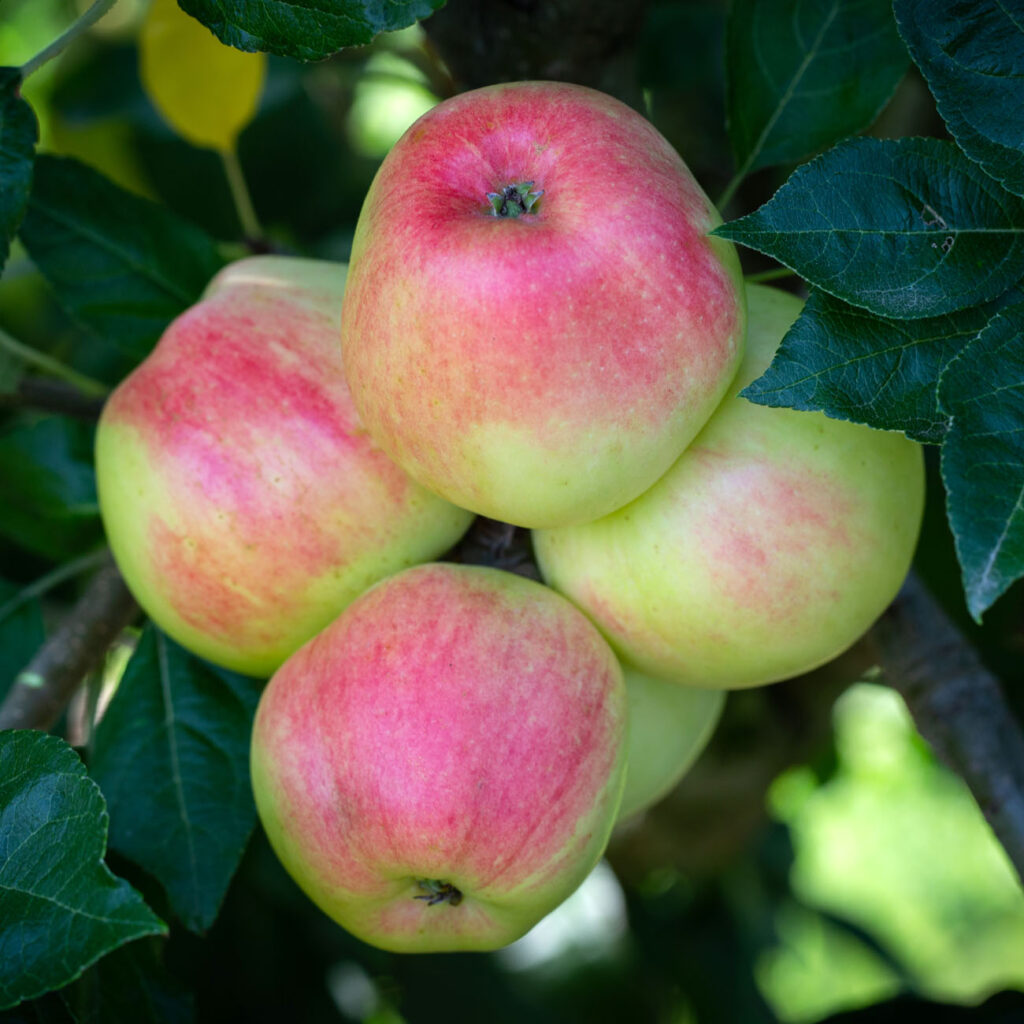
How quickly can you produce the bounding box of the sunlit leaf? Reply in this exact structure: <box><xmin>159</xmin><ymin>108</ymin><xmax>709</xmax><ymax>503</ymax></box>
<box><xmin>896</xmin><ymin>0</ymin><xmax>1024</xmax><ymax>198</ymax></box>
<box><xmin>178</xmin><ymin>0</ymin><xmax>447</xmax><ymax>61</ymax></box>
<box><xmin>140</xmin><ymin>0</ymin><xmax>266</xmax><ymax>153</ymax></box>
<box><xmin>726</xmin><ymin>0</ymin><xmax>906</xmax><ymax>179</ymax></box>
<box><xmin>715</xmin><ymin>138</ymin><xmax>1024</xmax><ymax>318</ymax></box>
<box><xmin>90</xmin><ymin>628</ymin><xmax>264</xmax><ymax>933</ymax></box>
<box><xmin>939</xmin><ymin>301</ymin><xmax>1024</xmax><ymax>620</ymax></box>
<box><xmin>0</xmin><ymin>732</ymin><xmax>165</xmax><ymax>1010</ymax></box>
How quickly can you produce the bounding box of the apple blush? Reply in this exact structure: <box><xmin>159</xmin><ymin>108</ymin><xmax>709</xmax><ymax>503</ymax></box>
<box><xmin>250</xmin><ymin>564</ymin><xmax>628</xmax><ymax>953</ymax></box>
<box><xmin>341</xmin><ymin>80</ymin><xmax>746</xmax><ymax>529</ymax></box>
<box><xmin>95</xmin><ymin>256</ymin><xmax>473</xmax><ymax>677</ymax></box>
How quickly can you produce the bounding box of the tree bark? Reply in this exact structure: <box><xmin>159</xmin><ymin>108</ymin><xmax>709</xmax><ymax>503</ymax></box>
<box><xmin>0</xmin><ymin>559</ymin><xmax>139</xmax><ymax>732</ymax></box>
<box><xmin>422</xmin><ymin>0</ymin><xmax>648</xmax><ymax>106</ymax></box>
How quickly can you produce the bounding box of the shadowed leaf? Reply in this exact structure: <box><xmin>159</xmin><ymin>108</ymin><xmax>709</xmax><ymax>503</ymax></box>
<box><xmin>716</xmin><ymin>138</ymin><xmax>1024</xmax><ymax>318</ymax></box>
<box><xmin>939</xmin><ymin>301</ymin><xmax>1024</xmax><ymax>620</ymax></box>
<box><xmin>726</xmin><ymin>0</ymin><xmax>906</xmax><ymax>180</ymax></box>
<box><xmin>90</xmin><ymin>628</ymin><xmax>263</xmax><ymax>932</ymax></box>
<box><xmin>896</xmin><ymin>0</ymin><xmax>1024</xmax><ymax>197</ymax></box>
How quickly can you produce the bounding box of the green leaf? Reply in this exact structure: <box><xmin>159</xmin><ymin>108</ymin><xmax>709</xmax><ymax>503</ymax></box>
<box><xmin>0</xmin><ymin>732</ymin><xmax>165</xmax><ymax>1010</ymax></box>
<box><xmin>0</xmin><ymin>578</ymin><xmax>46</xmax><ymax>703</ymax></box>
<box><xmin>177</xmin><ymin>0</ymin><xmax>447</xmax><ymax>61</ymax></box>
<box><xmin>0</xmin><ymin>418</ymin><xmax>102</xmax><ymax>561</ymax></box>
<box><xmin>939</xmin><ymin>301</ymin><xmax>1024</xmax><ymax>620</ymax></box>
<box><xmin>0</xmin><ymin>346</ymin><xmax>23</xmax><ymax>395</ymax></box>
<box><xmin>55</xmin><ymin>940</ymin><xmax>193</xmax><ymax>1024</ymax></box>
<box><xmin>715</xmin><ymin>137</ymin><xmax>1024</xmax><ymax>319</ymax></box>
<box><xmin>895</xmin><ymin>0</ymin><xmax>1024</xmax><ymax>198</ymax></box>
<box><xmin>90</xmin><ymin>628</ymin><xmax>263</xmax><ymax>933</ymax></box>
<box><xmin>742</xmin><ymin>289</ymin><xmax>1018</xmax><ymax>443</ymax></box>
<box><xmin>0</xmin><ymin>939</ymin><xmax>191</xmax><ymax>1024</ymax></box>
<box><xmin>0</xmin><ymin>68</ymin><xmax>38</xmax><ymax>276</ymax></box>
<box><xmin>18</xmin><ymin>155</ymin><xmax>224</xmax><ymax>366</ymax></box>
<box><xmin>726</xmin><ymin>0</ymin><xmax>907</xmax><ymax>179</ymax></box>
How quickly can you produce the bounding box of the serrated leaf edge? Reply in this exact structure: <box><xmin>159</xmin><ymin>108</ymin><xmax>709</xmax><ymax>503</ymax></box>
<box><xmin>0</xmin><ymin>732</ymin><xmax>166</xmax><ymax>1011</ymax></box>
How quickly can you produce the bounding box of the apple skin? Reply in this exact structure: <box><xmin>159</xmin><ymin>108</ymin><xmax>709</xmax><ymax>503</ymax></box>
<box><xmin>341</xmin><ymin>80</ymin><xmax>745</xmax><ymax>529</ymax></box>
<box><xmin>533</xmin><ymin>284</ymin><xmax>926</xmax><ymax>689</ymax></box>
<box><xmin>616</xmin><ymin>669</ymin><xmax>724</xmax><ymax>822</ymax></box>
<box><xmin>95</xmin><ymin>256</ymin><xmax>473</xmax><ymax>677</ymax></box>
<box><xmin>250</xmin><ymin>563</ymin><xmax>628</xmax><ymax>953</ymax></box>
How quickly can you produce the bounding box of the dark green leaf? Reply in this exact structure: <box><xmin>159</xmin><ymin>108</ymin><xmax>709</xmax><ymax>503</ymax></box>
<box><xmin>0</xmin><ymin>991</ymin><xmax>72</xmax><ymax>1023</ymax></box>
<box><xmin>0</xmin><ymin>939</ymin><xmax>191</xmax><ymax>1024</ymax></box>
<box><xmin>54</xmin><ymin>940</ymin><xmax>193</xmax><ymax>1024</ymax></box>
<box><xmin>726</xmin><ymin>0</ymin><xmax>907</xmax><ymax>179</ymax></box>
<box><xmin>0</xmin><ymin>578</ymin><xmax>46</xmax><ymax>703</ymax></box>
<box><xmin>0</xmin><ymin>68</ymin><xmax>38</xmax><ymax>276</ymax></box>
<box><xmin>896</xmin><ymin>0</ymin><xmax>1024</xmax><ymax>198</ymax></box>
<box><xmin>742</xmin><ymin>289</ymin><xmax>1018</xmax><ymax>443</ymax></box>
<box><xmin>939</xmin><ymin>301</ymin><xmax>1024</xmax><ymax>620</ymax></box>
<box><xmin>0</xmin><ymin>732</ymin><xmax>165</xmax><ymax>1010</ymax></box>
<box><xmin>18</xmin><ymin>155</ymin><xmax>224</xmax><ymax>366</ymax></box>
<box><xmin>178</xmin><ymin>0</ymin><xmax>447</xmax><ymax>61</ymax></box>
<box><xmin>90</xmin><ymin>628</ymin><xmax>263</xmax><ymax>933</ymax></box>
<box><xmin>0</xmin><ymin>347</ymin><xmax>22</xmax><ymax>395</ymax></box>
<box><xmin>715</xmin><ymin>137</ymin><xmax>1024</xmax><ymax>318</ymax></box>
<box><xmin>0</xmin><ymin>418</ymin><xmax>102</xmax><ymax>560</ymax></box>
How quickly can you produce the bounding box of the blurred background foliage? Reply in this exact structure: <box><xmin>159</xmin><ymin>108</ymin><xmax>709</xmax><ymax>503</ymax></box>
<box><xmin>1</xmin><ymin>0</ymin><xmax>1022</xmax><ymax>1022</ymax></box>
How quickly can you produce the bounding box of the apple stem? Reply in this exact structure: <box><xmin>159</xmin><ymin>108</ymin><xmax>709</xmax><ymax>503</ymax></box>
<box><xmin>413</xmin><ymin>878</ymin><xmax>464</xmax><ymax>907</ymax></box>
<box><xmin>486</xmin><ymin>181</ymin><xmax>544</xmax><ymax>218</ymax></box>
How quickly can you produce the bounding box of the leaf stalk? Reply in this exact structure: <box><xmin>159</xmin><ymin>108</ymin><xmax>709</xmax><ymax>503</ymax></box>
<box><xmin>20</xmin><ymin>0</ymin><xmax>119</xmax><ymax>80</ymax></box>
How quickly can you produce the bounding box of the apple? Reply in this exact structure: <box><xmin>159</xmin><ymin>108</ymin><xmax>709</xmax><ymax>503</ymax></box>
<box><xmin>95</xmin><ymin>256</ymin><xmax>474</xmax><ymax>677</ymax></box>
<box><xmin>533</xmin><ymin>283</ymin><xmax>926</xmax><ymax>689</ymax></box>
<box><xmin>341</xmin><ymin>80</ymin><xmax>746</xmax><ymax>529</ymax></box>
<box><xmin>250</xmin><ymin>563</ymin><xmax>628</xmax><ymax>953</ymax></box>
<box><xmin>616</xmin><ymin>669</ymin><xmax>724</xmax><ymax>822</ymax></box>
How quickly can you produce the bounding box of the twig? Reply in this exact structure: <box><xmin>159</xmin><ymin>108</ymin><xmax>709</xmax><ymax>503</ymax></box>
<box><xmin>0</xmin><ymin>327</ymin><xmax>110</xmax><ymax>398</ymax></box>
<box><xmin>450</xmin><ymin>517</ymin><xmax>539</xmax><ymax>579</ymax></box>
<box><xmin>220</xmin><ymin>147</ymin><xmax>264</xmax><ymax>245</ymax></box>
<box><xmin>716</xmin><ymin>170</ymin><xmax>746</xmax><ymax>215</ymax></box>
<box><xmin>1</xmin><ymin>377</ymin><xmax>107</xmax><ymax>420</ymax></box>
<box><xmin>421</xmin><ymin>0</ymin><xmax>648</xmax><ymax>102</ymax></box>
<box><xmin>745</xmin><ymin>266</ymin><xmax>797</xmax><ymax>284</ymax></box>
<box><xmin>0</xmin><ymin>558</ymin><xmax>139</xmax><ymax>732</ymax></box>
<box><xmin>20</xmin><ymin>0</ymin><xmax>119</xmax><ymax>79</ymax></box>
<box><xmin>872</xmin><ymin>573</ymin><xmax>1024</xmax><ymax>883</ymax></box>
<box><xmin>0</xmin><ymin>547</ymin><xmax>110</xmax><ymax>624</ymax></box>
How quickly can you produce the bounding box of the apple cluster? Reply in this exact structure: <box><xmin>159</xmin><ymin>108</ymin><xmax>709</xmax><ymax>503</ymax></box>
<box><xmin>95</xmin><ymin>82</ymin><xmax>924</xmax><ymax>953</ymax></box>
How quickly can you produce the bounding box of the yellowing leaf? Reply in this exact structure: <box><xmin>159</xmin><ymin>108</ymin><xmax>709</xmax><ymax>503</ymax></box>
<box><xmin>139</xmin><ymin>0</ymin><xmax>266</xmax><ymax>153</ymax></box>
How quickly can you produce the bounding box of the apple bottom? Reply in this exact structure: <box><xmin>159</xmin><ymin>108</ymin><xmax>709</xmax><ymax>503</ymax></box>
<box><xmin>250</xmin><ymin>762</ymin><xmax>602</xmax><ymax>953</ymax></box>
<box><xmin>616</xmin><ymin>671</ymin><xmax>724</xmax><ymax>821</ymax></box>
<box><xmin>250</xmin><ymin>727</ymin><xmax>618</xmax><ymax>954</ymax></box>
<box><xmin>249</xmin><ymin>564</ymin><xmax>627</xmax><ymax>953</ymax></box>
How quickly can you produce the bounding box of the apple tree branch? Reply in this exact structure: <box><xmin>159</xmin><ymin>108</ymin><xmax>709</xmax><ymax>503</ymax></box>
<box><xmin>870</xmin><ymin>573</ymin><xmax>1024</xmax><ymax>882</ymax></box>
<box><xmin>0</xmin><ymin>558</ymin><xmax>139</xmax><ymax>732</ymax></box>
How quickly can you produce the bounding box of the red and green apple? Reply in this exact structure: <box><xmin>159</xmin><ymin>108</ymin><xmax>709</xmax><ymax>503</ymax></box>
<box><xmin>533</xmin><ymin>284</ymin><xmax>925</xmax><ymax>689</ymax></box>
<box><xmin>95</xmin><ymin>256</ymin><xmax>473</xmax><ymax>676</ymax></box>
<box><xmin>341</xmin><ymin>80</ymin><xmax>746</xmax><ymax>529</ymax></box>
<box><xmin>250</xmin><ymin>563</ymin><xmax>628</xmax><ymax>953</ymax></box>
